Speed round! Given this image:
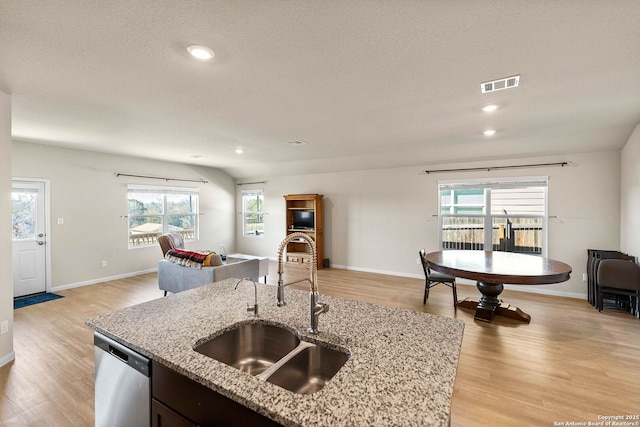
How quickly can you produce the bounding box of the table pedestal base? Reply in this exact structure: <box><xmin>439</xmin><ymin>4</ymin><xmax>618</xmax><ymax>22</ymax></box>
<box><xmin>456</xmin><ymin>281</ymin><xmax>531</xmax><ymax>323</ymax></box>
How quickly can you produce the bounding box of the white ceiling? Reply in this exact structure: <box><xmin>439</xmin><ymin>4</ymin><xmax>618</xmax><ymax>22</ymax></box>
<box><xmin>1</xmin><ymin>1</ymin><xmax>639</xmax><ymax>179</ymax></box>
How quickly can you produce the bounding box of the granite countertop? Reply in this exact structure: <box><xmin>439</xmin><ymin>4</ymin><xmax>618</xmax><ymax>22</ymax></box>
<box><xmin>86</xmin><ymin>278</ymin><xmax>465</xmax><ymax>426</ymax></box>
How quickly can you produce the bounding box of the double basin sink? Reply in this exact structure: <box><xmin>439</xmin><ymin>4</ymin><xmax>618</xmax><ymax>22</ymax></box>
<box><xmin>194</xmin><ymin>321</ymin><xmax>349</xmax><ymax>395</ymax></box>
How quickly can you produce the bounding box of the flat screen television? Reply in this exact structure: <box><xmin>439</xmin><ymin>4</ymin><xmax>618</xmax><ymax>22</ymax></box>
<box><xmin>293</xmin><ymin>211</ymin><xmax>314</xmax><ymax>229</ymax></box>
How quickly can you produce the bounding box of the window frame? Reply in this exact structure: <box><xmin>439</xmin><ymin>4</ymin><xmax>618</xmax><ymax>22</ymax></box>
<box><xmin>241</xmin><ymin>189</ymin><xmax>264</xmax><ymax>238</ymax></box>
<box><xmin>438</xmin><ymin>177</ymin><xmax>548</xmax><ymax>256</ymax></box>
<box><xmin>127</xmin><ymin>185</ymin><xmax>199</xmax><ymax>248</ymax></box>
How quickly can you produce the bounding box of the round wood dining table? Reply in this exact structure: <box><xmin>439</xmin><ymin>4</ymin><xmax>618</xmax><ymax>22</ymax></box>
<box><xmin>425</xmin><ymin>250</ymin><xmax>572</xmax><ymax>323</ymax></box>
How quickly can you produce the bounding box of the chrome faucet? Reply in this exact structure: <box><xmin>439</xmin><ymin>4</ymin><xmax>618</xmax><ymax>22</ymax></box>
<box><xmin>276</xmin><ymin>232</ymin><xmax>329</xmax><ymax>334</ymax></box>
<box><xmin>235</xmin><ymin>278</ymin><xmax>258</xmax><ymax>317</ymax></box>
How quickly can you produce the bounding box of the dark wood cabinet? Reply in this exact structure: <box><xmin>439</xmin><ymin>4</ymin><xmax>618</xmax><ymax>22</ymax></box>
<box><xmin>152</xmin><ymin>399</ymin><xmax>197</xmax><ymax>427</ymax></box>
<box><xmin>152</xmin><ymin>361</ymin><xmax>281</xmax><ymax>427</ymax></box>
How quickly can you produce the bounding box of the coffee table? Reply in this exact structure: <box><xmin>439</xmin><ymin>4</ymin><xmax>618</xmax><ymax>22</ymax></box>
<box><xmin>425</xmin><ymin>250</ymin><xmax>572</xmax><ymax>323</ymax></box>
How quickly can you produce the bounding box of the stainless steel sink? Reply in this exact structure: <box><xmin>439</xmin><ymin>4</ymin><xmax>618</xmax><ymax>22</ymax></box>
<box><xmin>265</xmin><ymin>345</ymin><xmax>349</xmax><ymax>395</ymax></box>
<box><xmin>194</xmin><ymin>322</ymin><xmax>300</xmax><ymax>375</ymax></box>
<box><xmin>194</xmin><ymin>321</ymin><xmax>349</xmax><ymax>394</ymax></box>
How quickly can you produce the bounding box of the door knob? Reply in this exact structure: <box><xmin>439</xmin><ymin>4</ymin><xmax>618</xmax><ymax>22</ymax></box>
<box><xmin>37</xmin><ymin>241</ymin><xmax>45</xmax><ymax>245</ymax></box>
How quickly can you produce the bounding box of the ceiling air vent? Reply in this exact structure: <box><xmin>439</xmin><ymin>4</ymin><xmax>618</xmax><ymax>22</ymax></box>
<box><xmin>481</xmin><ymin>75</ymin><xmax>520</xmax><ymax>93</ymax></box>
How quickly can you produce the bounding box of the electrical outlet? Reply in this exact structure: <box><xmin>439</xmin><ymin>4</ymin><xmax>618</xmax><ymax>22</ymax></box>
<box><xmin>582</xmin><ymin>273</ymin><xmax>587</xmax><ymax>282</ymax></box>
<box><xmin>416</xmin><ymin>257</ymin><xmax>421</xmax><ymax>265</ymax></box>
<box><xmin>101</xmin><ymin>260</ymin><xmax>107</xmax><ymax>268</ymax></box>
<box><xmin>1</xmin><ymin>320</ymin><xmax>8</xmax><ymax>335</ymax></box>
<box><xmin>57</xmin><ymin>217</ymin><xmax>64</xmax><ymax>225</ymax></box>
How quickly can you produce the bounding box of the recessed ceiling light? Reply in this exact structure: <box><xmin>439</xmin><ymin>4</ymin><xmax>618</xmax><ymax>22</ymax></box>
<box><xmin>483</xmin><ymin>129</ymin><xmax>497</xmax><ymax>136</ymax></box>
<box><xmin>235</xmin><ymin>148</ymin><xmax>244</xmax><ymax>154</ymax></box>
<box><xmin>187</xmin><ymin>44</ymin><xmax>215</xmax><ymax>61</ymax></box>
<box><xmin>482</xmin><ymin>104</ymin><xmax>499</xmax><ymax>113</ymax></box>
<box><xmin>189</xmin><ymin>154</ymin><xmax>205</xmax><ymax>159</ymax></box>
<box><xmin>287</xmin><ymin>140</ymin><xmax>307</xmax><ymax>146</ymax></box>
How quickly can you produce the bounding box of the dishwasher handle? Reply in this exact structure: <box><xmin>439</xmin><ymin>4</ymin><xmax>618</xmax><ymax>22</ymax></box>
<box><xmin>108</xmin><ymin>345</ymin><xmax>129</xmax><ymax>363</ymax></box>
<box><xmin>94</xmin><ymin>332</ymin><xmax>151</xmax><ymax>377</ymax></box>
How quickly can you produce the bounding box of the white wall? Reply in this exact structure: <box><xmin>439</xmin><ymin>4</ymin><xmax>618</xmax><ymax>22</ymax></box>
<box><xmin>621</xmin><ymin>123</ymin><xmax>640</xmax><ymax>257</ymax></box>
<box><xmin>7</xmin><ymin>137</ymin><xmax>626</xmax><ymax>302</ymax></box>
<box><xmin>12</xmin><ymin>141</ymin><xmax>236</xmax><ymax>290</ymax></box>
<box><xmin>0</xmin><ymin>91</ymin><xmax>15</xmax><ymax>366</ymax></box>
<box><xmin>237</xmin><ymin>151</ymin><xmax>621</xmax><ymax>298</ymax></box>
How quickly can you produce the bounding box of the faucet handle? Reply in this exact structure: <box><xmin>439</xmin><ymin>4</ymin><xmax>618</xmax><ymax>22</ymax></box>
<box><xmin>313</xmin><ymin>300</ymin><xmax>329</xmax><ymax>315</ymax></box>
<box><xmin>318</xmin><ymin>302</ymin><xmax>329</xmax><ymax>314</ymax></box>
<box><xmin>308</xmin><ymin>291</ymin><xmax>328</xmax><ymax>334</ymax></box>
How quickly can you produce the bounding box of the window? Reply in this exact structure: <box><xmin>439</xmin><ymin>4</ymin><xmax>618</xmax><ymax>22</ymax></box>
<box><xmin>438</xmin><ymin>177</ymin><xmax>547</xmax><ymax>255</ymax></box>
<box><xmin>242</xmin><ymin>190</ymin><xmax>264</xmax><ymax>237</ymax></box>
<box><xmin>128</xmin><ymin>186</ymin><xmax>198</xmax><ymax>247</ymax></box>
<box><xmin>11</xmin><ymin>188</ymin><xmax>38</xmax><ymax>240</ymax></box>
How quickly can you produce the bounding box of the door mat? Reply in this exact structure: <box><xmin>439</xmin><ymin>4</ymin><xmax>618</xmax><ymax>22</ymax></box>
<box><xmin>14</xmin><ymin>293</ymin><xmax>64</xmax><ymax>309</ymax></box>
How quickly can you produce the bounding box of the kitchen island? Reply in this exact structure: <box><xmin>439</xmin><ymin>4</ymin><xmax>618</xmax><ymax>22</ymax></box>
<box><xmin>86</xmin><ymin>278</ymin><xmax>464</xmax><ymax>426</ymax></box>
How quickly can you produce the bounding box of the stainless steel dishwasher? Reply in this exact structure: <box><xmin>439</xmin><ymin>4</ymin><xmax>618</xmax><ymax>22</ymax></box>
<box><xmin>94</xmin><ymin>332</ymin><xmax>151</xmax><ymax>427</ymax></box>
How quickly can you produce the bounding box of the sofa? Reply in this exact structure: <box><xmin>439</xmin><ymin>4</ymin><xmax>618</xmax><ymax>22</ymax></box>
<box><xmin>158</xmin><ymin>257</ymin><xmax>259</xmax><ymax>294</ymax></box>
<box><xmin>157</xmin><ymin>233</ymin><xmax>260</xmax><ymax>295</ymax></box>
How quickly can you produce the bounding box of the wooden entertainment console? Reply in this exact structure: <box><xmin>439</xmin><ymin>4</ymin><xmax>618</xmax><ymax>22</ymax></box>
<box><xmin>284</xmin><ymin>194</ymin><xmax>324</xmax><ymax>269</ymax></box>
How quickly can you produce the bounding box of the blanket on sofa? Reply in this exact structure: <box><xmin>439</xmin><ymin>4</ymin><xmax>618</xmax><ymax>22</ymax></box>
<box><xmin>165</xmin><ymin>248</ymin><xmax>222</xmax><ymax>268</ymax></box>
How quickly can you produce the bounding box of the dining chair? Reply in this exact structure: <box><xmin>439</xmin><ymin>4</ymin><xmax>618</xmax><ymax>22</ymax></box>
<box><xmin>590</xmin><ymin>250</ymin><xmax>637</xmax><ymax>310</ymax></box>
<box><xmin>586</xmin><ymin>249</ymin><xmax>620</xmax><ymax>306</ymax></box>
<box><xmin>596</xmin><ymin>258</ymin><xmax>640</xmax><ymax>318</ymax></box>
<box><xmin>419</xmin><ymin>249</ymin><xmax>457</xmax><ymax>308</ymax></box>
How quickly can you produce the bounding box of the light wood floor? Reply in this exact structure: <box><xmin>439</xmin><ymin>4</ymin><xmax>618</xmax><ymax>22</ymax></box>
<box><xmin>1</xmin><ymin>263</ymin><xmax>638</xmax><ymax>426</ymax></box>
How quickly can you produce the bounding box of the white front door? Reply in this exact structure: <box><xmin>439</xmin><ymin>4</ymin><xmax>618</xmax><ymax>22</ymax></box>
<box><xmin>12</xmin><ymin>180</ymin><xmax>47</xmax><ymax>297</ymax></box>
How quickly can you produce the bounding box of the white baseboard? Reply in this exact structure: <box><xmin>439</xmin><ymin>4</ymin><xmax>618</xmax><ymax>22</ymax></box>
<box><xmin>328</xmin><ymin>264</ymin><xmax>586</xmax><ymax>300</ymax></box>
<box><xmin>0</xmin><ymin>350</ymin><xmax>16</xmax><ymax>368</ymax></box>
<box><xmin>502</xmin><ymin>284</ymin><xmax>586</xmax><ymax>300</ymax></box>
<box><xmin>51</xmin><ymin>268</ymin><xmax>157</xmax><ymax>292</ymax></box>
<box><xmin>329</xmin><ymin>263</ymin><xmax>424</xmax><ymax>280</ymax></box>
<box><xmin>188</xmin><ymin>258</ymin><xmax>588</xmax><ymax>300</ymax></box>
<box><xmin>451</xmin><ymin>279</ymin><xmax>585</xmax><ymax>299</ymax></box>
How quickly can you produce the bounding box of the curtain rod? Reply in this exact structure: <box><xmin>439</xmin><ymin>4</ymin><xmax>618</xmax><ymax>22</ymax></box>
<box><xmin>422</xmin><ymin>161</ymin><xmax>569</xmax><ymax>174</ymax></box>
<box><xmin>237</xmin><ymin>181</ymin><xmax>267</xmax><ymax>186</ymax></box>
<box><xmin>115</xmin><ymin>173</ymin><xmax>208</xmax><ymax>183</ymax></box>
